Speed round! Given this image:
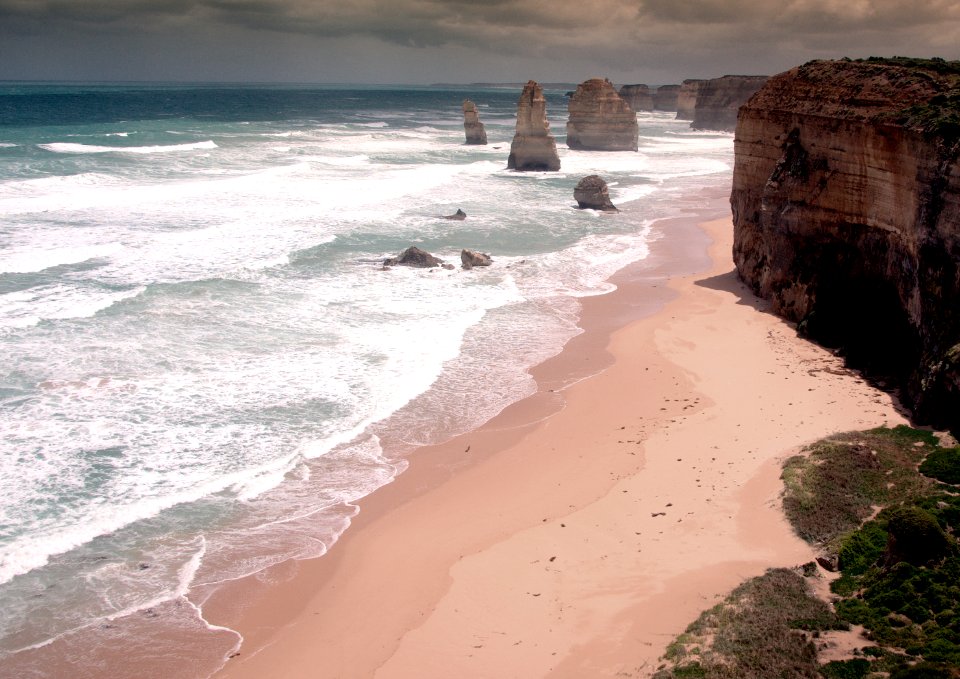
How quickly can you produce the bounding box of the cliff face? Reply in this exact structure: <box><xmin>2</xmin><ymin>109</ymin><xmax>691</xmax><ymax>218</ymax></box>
<box><xmin>676</xmin><ymin>79</ymin><xmax>704</xmax><ymax>120</ymax></box>
<box><xmin>692</xmin><ymin>75</ymin><xmax>768</xmax><ymax>131</ymax></box>
<box><xmin>619</xmin><ymin>84</ymin><xmax>653</xmax><ymax>112</ymax></box>
<box><xmin>653</xmin><ymin>84</ymin><xmax>680</xmax><ymax>111</ymax></box>
<box><xmin>566</xmin><ymin>78</ymin><xmax>638</xmax><ymax>151</ymax></box>
<box><xmin>507</xmin><ymin>80</ymin><xmax>561</xmax><ymax>171</ymax></box>
<box><xmin>731</xmin><ymin>58</ymin><xmax>960</xmax><ymax>429</ymax></box>
<box><xmin>462</xmin><ymin>99</ymin><xmax>487</xmax><ymax>145</ymax></box>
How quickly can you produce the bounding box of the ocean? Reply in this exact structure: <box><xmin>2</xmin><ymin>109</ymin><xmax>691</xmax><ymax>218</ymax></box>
<box><xmin>0</xmin><ymin>82</ymin><xmax>732</xmax><ymax>676</ymax></box>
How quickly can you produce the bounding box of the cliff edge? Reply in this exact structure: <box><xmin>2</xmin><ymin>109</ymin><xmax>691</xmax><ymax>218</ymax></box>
<box><xmin>731</xmin><ymin>57</ymin><xmax>960</xmax><ymax>429</ymax></box>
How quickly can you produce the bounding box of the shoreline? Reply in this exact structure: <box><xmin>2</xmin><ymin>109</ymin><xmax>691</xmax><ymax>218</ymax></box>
<box><xmin>205</xmin><ymin>195</ymin><xmax>906</xmax><ymax>678</ymax></box>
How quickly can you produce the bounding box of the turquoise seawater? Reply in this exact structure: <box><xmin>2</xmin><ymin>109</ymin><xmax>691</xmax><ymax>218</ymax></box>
<box><xmin>0</xmin><ymin>83</ymin><xmax>732</xmax><ymax>674</ymax></box>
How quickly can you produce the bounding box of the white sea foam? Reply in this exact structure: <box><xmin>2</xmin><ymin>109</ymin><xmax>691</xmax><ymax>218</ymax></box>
<box><xmin>0</xmin><ymin>242</ymin><xmax>124</xmax><ymax>274</ymax></box>
<box><xmin>0</xmin><ymin>97</ymin><xmax>734</xmax><ymax>661</ymax></box>
<box><xmin>37</xmin><ymin>140</ymin><xmax>218</xmax><ymax>154</ymax></box>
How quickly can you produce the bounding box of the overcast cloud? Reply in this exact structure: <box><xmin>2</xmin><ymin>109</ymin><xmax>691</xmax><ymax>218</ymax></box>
<box><xmin>1</xmin><ymin>0</ymin><xmax>958</xmax><ymax>83</ymax></box>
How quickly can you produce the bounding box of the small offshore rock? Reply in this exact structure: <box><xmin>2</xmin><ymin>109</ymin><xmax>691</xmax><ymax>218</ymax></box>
<box><xmin>383</xmin><ymin>246</ymin><xmax>446</xmax><ymax>269</ymax></box>
<box><xmin>461</xmin><ymin>249</ymin><xmax>493</xmax><ymax>270</ymax></box>
<box><xmin>441</xmin><ymin>209</ymin><xmax>467</xmax><ymax>220</ymax></box>
<box><xmin>574</xmin><ymin>175</ymin><xmax>618</xmax><ymax>211</ymax></box>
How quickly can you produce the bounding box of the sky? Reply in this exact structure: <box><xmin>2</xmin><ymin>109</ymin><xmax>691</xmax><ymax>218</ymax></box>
<box><xmin>1</xmin><ymin>0</ymin><xmax>959</xmax><ymax>85</ymax></box>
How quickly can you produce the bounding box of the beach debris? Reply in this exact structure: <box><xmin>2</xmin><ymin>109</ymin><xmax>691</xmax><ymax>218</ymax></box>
<box><xmin>462</xmin><ymin>100</ymin><xmax>487</xmax><ymax>145</ymax></box>
<box><xmin>440</xmin><ymin>208</ymin><xmax>467</xmax><ymax>220</ymax></box>
<box><xmin>461</xmin><ymin>249</ymin><xmax>492</xmax><ymax>270</ymax></box>
<box><xmin>383</xmin><ymin>246</ymin><xmax>453</xmax><ymax>270</ymax></box>
<box><xmin>573</xmin><ymin>175</ymin><xmax>618</xmax><ymax>211</ymax></box>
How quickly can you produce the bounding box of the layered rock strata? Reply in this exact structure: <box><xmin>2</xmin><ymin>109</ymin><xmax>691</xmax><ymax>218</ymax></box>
<box><xmin>653</xmin><ymin>84</ymin><xmax>680</xmax><ymax>111</ymax></box>
<box><xmin>566</xmin><ymin>78</ymin><xmax>638</xmax><ymax>151</ymax></box>
<box><xmin>676</xmin><ymin>79</ymin><xmax>705</xmax><ymax>120</ymax></box>
<box><xmin>618</xmin><ymin>84</ymin><xmax>654</xmax><ymax>112</ymax></box>
<box><xmin>507</xmin><ymin>81</ymin><xmax>561</xmax><ymax>171</ymax></box>
<box><xmin>731</xmin><ymin>58</ymin><xmax>960</xmax><ymax>429</ymax></box>
<box><xmin>462</xmin><ymin>99</ymin><xmax>487</xmax><ymax>145</ymax></box>
<box><xmin>574</xmin><ymin>175</ymin><xmax>618</xmax><ymax>211</ymax></box>
<box><xmin>691</xmin><ymin>75</ymin><xmax>768</xmax><ymax>131</ymax></box>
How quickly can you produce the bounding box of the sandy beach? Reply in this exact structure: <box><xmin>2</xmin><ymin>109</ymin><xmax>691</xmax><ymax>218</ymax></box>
<box><xmin>206</xmin><ymin>200</ymin><xmax>907</xmax><ymax>678</ymax></box>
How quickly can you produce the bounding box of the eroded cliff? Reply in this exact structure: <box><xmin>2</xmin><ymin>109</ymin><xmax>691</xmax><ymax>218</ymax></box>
<box><xmin>619</xmin><ymin>84</ymin><xmax>654</xmax><ymax>112</ymax></box>
<box><xmin>691</xmin><ymin>75</ymin><xmax>768</xmax><ymax>131</ymax></box>
<box><xmin>676</xmin><ymin>79</ymin><xmax>705</xmax><ymax>120</ymax></box>
<box><xmin>567</xmin><ymin>78</ymin><xmax>638</xmax><ymax>151</ymax></box>
<box><xmin>731</xmin><ymin>57</ymin><xmax>960</xmax><ymax>429</ymax></box>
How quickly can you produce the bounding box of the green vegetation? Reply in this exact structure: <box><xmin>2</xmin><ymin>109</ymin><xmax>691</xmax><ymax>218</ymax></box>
<box><xmin>654</xmin><ymin>426</ymin><xmax>960</xmax><ymax>678</ymax></box>
<box><xmin>652</xmin><ymin>568</ymin><xmax>845</xmax><ymax>678</ymax></box>
<box><xmin>781</xmin><ymin>426</ymin><xmax>937</xmax><ymax>548</ymax></box>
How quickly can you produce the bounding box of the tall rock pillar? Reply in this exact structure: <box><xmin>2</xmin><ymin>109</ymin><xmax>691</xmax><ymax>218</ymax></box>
<box><xmin>462</xmin><ymin>99</ymin><xmax>487</xmax><ymax>145</ymax></box>
<box><xmin>507</xmin><ymin>81</ymin><xmax>561</xmax><ymax>171</ymax></box>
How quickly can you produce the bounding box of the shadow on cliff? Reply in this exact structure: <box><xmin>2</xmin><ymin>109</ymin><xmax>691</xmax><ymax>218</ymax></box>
<box><xmin>694</xmin><ymin>268</ymin><xmax>916</xmax><ymax>425</ymax></box>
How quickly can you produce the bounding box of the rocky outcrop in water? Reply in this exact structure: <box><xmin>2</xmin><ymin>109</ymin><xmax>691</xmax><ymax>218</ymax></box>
<box><xmin>691</xmin><ymin>75</ymin><xmax>768</xmax><ymax>131</ymax></box>
<box><xmin>507</xmin><ymin>81</ymin><xmax>561</xmax><ymax>171</ymax></box>
<box><xmin>676</xmin><ymin>79</ymin><xmax>705</xmax><ymax>120</ymax></box>
<box><xmin>566</xmin><ymin>78</ymin><xmax>638</xmax><ymax>151</ymax></box>
<box><xmin>462</xmin><ymin>100</ymin><xmax>487</xmax><ymax>145</ymax></box>
<box><xmin>441</xmin><ymin>209</ymin><xmax>467</xmax><ymax>220</ymax></box>
<box><xmin>653</xmin><ymin>85</ymin><xmax>680</xmax><ymax>111</ymax></box>
<box><xmin>461</xmin><ymin>249</ymin><xmax>492</xmax><ymax>269</ymax></box>
<box><xmin>383</xmin><ymin>246</ymin><xmax>452</xmax><ymax>269</ymax></box>
<box><xmin>618</xmin><ymin>84</ymin><xmax>654</xmax><ymax>112</ymax></box>
<box><xmin>731</xmin><ymin>57</ymin><xmax>960</xmax><ymax>430</ymax></box>
<box><xmin>574</xmin><ymin>175</ymin><xmax>618</xmax><ymax>211</ymax></box>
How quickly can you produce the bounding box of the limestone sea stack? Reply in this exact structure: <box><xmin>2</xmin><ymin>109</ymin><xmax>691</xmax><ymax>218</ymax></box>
<box><xmin>574</xmin><ymin>175</ymin><xmax>618</xmax><ymax>211</ymax></box>
<box><xmin>691</xmin><ymin>75</ymin><xmax>768</xmax><ymax>131</ymax></box>
<box><xmin>675</xmin><ymin>79</ymin><xmax>705</xmax><ymax>120</ymax></box>
<box><xmin>653</xmin><ymin>84</ymin><xmax>680</xmax><ymax>111</ymax></box>
<box><xmin>731</xmin><ymin>57</ymin><xmax>960</xmax><ymax>429</ymax></box>
<box><xmin>566</xmin><ymin>78</ymin><xmax>638</xmax><ymax>151</ymax></box>
<box><xmin>618</xmin><ymin>84</ymin><xmax>654</xmax><ymax>111</ymax></box>
<box><xmin>507</xmin><ymin>81</ymin><xmax>561</xmax><ymax>171</ymax></box>
<box><xmin>462</xmin><ymin>99</ymin><xmax>487</xmax><ymax>145</ymax></box>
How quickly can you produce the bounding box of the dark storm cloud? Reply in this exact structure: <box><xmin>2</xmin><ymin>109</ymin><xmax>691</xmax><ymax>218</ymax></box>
<box><xmin>0</xmin><ymin>0</ymin><xmax>958</xmax><ymax>82</ymax></box>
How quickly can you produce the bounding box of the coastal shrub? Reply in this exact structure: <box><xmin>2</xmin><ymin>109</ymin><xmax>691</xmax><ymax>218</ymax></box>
<box><xmin>781</xmin><ymin>427</ymin><xmax>934</xmax><ymax>546</ymax></box>
<box><xmin>920</xmin><ymin>445</ymin><xmax>960</xmax><ymax>485</ymax></box>
<box><xmin>838</xmin><ymin>520</ymin><xmax>888</xmax><ymax>575</ymax></box>
<box><xmin>820</xmin><ymin>658</ymin><xmax>870</xmax><ymax>679</ymax></box>
<box><xmin>884</xmin><ymin>506</ymin><xmax>952</xmax><ymax>566</ymax></box>
<box><xmin>889</xmin><ymin>663</ymin><xmax>960</xmax><ymax>679</ymax></box>
<box><xmin>653</xmin><ymin>569</ymin><xmax>842</xmax><ymax>678</ymax></box>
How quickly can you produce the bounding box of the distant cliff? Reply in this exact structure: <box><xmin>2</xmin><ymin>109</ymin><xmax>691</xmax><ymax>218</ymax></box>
<box><xmin>676</xmin><ymin>79</ymin><xmax>705</xmax><ymax>120</ymax></box>
<box><xmin>653</xmin><ymin>84</ymin><xmax>680</xmax><ymax>111</ymax></box>
<box><xmin>731</xmin><ymin>58</ymin><xmax>960</xmax><ymax>429</ymax></box>
<box><xmin>619</xmin><ymin>84</ymin><xmax>654</xmax><ymax>112</ymax></box>
<box><xmin>691</xmin><ymin>75</ymin><xmax>768</xmax><ymax>131</ymax></box>
<box><xmin>567</xmin><ymin>78</ymin><xmax>638</xmax><ymax>151</ymax></box>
